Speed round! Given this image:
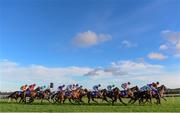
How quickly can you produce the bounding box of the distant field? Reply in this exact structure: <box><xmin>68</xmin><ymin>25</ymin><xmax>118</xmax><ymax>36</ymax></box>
<box><xmin>0</xmin><ymin>97</ymin><xmax>180</xmax><ymax>112</ymax></box>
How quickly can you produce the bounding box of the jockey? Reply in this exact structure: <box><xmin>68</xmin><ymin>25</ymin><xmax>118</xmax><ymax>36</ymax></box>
<box><xmin>75</xmin><ymin>84</ymin><xmax>79</xmax><ymax>88</ymax></box>
<box><xmin>148</xmin><ymin>82</ymin><xmax>159</xmax><ymax>94</ymax></box>
<box><xmin>20</xmin><ymin>84</ymin><xmax>28</xmax><ymax>92</ymax></box>
<box><xmin>140</xmin><ymin>82</ymin><xmax>159</xmax><ymax>93</ymax></box>
<box><xmin>107</xmin><ymin>84</ymin><xmax>115</xmax><ymax>92</ymax></box>
<box><xmin>57</xmin><ymin>85</ymin><xmax>65</xmax><ymax>92</ymax></box>
<box><xmin>78</xmin><ymin>85</ymin><xmax>83</xmax><ymax>90</ymax></box>
<box><xmin>93</xmin><ymin>84</ymin><xmax>101</xmax><ymax>92</ymax></box>
<box><xmin>39</xmin><ymin>85</ymin><xmax>46</xmax><ymax>92</ymax></box>
<box><xmin>140</xmin><ymin>84</ymin><xmax>151</xmax><ymax>92</ymax></box>
<box><xmin>152</xmin><ymin>82</ymin><xmax>159</xmax><ymax>88</ymax></box>
<box><xmin>121</xmin><ymin>82</ymin><xmax>131</xmax><ymax>90</ymax></box>
<box><xmin>72</xmin><ymin>84</ymin><xmax>79</xmax><ymax>90</ymax></box>
<box><xmin>66</xmin><ymin>84</ymin><xmax>73</xmax><ymax>92</ymax></box>
<box><xmin>28</xmin><ymin>83</ymin><xmax>36</xmax><ymax>91</ymax></box>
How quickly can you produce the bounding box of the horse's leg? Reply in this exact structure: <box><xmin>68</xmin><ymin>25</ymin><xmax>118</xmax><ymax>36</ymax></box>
<box><xmin>157</xmin><ymin>96</ymin><xmax>161</xmax><ymax>104</ymax></box>
<box><xmin>88</xmin><ymin>97</ymin><xmax>91</xmax><ymax>104</ymax></box>
<box><xmin>112</xmin><ymin>96</ymin><xmax>117</xmax><ymax>105</ymax></box>
<box><xmin>119</xmin><ymin>96</ymin><xmax>127</xmax><ymax>105</ymax></box>
<box><xmin>19</xmin><ymin>97</ymin><xmax>22</xmax><ymax>103</ymax></box>
<box><xmin>69</xmin><ymin>98</ymin><xmax>73</xmax><ymax>104</ymax></box>
<box><xmin>131</xmin><ymin>97</ymin><xmax>138</xmax><ymax>104</ymax></box>
<box><xmin>80</xmin><ymin>99</ymin><xmax>85</xmax><ymax>104</ymax></box>
<box><xmin>144</xmin><ymin>95</ymin><xmax>149</xmax><ymax>104</ymax></box>
<box><xmin>63</xmin><ymin>97</ymin><xmax>66</xmax><ymax>104</ymax></box>
<box><xmin>58</xmin><ymin>97</ymin><xmax>62</xmax><ymax>104</ymax></box>
<box><xmin>41</xmin><ymin>98</ymin><xmax>43</xmax><ymax>103</ymax></box>
<box><xmin>139</xmin><ymin>96</ymin><xmax>144</xmax><ymax>105</ymax></box>
<box><xmin>162</xmin><ymin>96</ymin><xmax>167</xmax><ymax>101</ymax></box>
<box><xmin>15</xmin><ymin>98</ymin><xmax>18</xmax><ymax>103</ymax></box>
<box><xmin>159</xmin><ymin>97</ymin><xmax>161</xmax><ymax>104</ymax></box>
<box><xmin>128</xmin><ymin>98</ymin><xmax>133</xmax><ymax>104</ymax></box>
<box><xmin>149</xmin><ymin>97</ymin><xmax>152</xmax><ymax>104</ymax></box>
<box><xmin>92</xmin><ymin>97</ymin><xmax>98</xmax><ymax>104</ymax></box>
<box><xmin>103</xmin><ymin>97</ymin><xmax>109</xmax><ymax>103</ymax></box>
<box><xmin>87</xmin><ymin>94</ymin><xmax>91</xmax><ymax>104</ymax></box>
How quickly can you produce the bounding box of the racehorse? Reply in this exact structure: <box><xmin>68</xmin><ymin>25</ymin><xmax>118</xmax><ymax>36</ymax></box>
<box><xmin>35</xmin><ymin>88</ymin><xmax>52</xmax><ymax>103</ymax></box>
<box><xmin>19</xmin><ymin>87</ymin><xmax>39</xmax><ymax>103</ymax></box>
<box><xmin>120</xmin><ymin>86</ymin><xmax>139</xmax><ymax>97</ymax></box>
<box><xmin>130</xmin><ymin>85</ymin><xmax>166</xmax><ymax>105</ymax></box>
<box><xmin>87</xmin><ymin>89</ymin><xmax>109</xmax><ymax>104</ymax></box>
<box><xmin>56</xmin><ymin>88</ymin><xmax>88</xmax><ymax>104</ymax></box>
<box><xmin>111</xmin><ymin>87</ymin><xmax>127</xmax><ymax>105</ymax></box>
<box><xmin>142</xmin><ymin>85</ymin><xmax>166</xmax><ymax>104</ymax></box>
<box><xmin>70</xmin><ymin>88</ymin><xmax>88</xmax><ymax>104</ymax></box>
<box><xmin>104</xmin><ymin>86</ymin><xmax>138</xmax><ymax>103</ymax></box>
<box><xmin>7</xmin><ymin>91</ymin><xmax>23</xmax><ymax>102</ymax></box>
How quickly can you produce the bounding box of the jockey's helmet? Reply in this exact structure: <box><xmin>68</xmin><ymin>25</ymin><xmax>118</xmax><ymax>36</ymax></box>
<box><xmin>98</xmin><ymin>84</ymin><xmax>101</xmax><ymax>87</ymax></box>
<box><xmin>128</xmin><ymin>82</ymin><xmax>131</xmax><ymax>85</ymax></box>
<box><xmin>112</xmin><ymin>84</ymin><xmax>115</xmax><ymax>87</ymax></box>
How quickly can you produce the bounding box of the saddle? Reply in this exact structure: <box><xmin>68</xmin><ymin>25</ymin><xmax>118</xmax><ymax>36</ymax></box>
<box><xmin>152</xmin><ymin>89</ymin><xmax>158</xmax><ymax>95</ymax></box>
<box><xmin>17</xmin><ymin>91</ymin><xmax>22</xmax><ymax>95</ymax></box>
<box><xmin>107</xmin><ymin>91</ymin><xmax>114</xmax><ymax>96</ymax></box>
<box><xmin>120</xmin><ymin>90</ymin><xmax>127</xmax><ymax>96</ymax></box>
<box><xmin>91</xmin><ymin>91</ymin><xmax>99</xmax><ymax>96</ymax></box>
<box><xmin>65</xmin><ymin>91</ymin><xmax>72</xmax><ymax>96</ymax></box>
<box><xmin>26</xmin><ymin>90</ymin><xmax>31</xmax><ymax>95</ymax></box>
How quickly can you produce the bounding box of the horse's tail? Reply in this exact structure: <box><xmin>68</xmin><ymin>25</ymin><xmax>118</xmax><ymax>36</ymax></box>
<box><xmin>7</xmin><ymin>91</ymin><xmax>17</xmax><ymax>98</ymax></box>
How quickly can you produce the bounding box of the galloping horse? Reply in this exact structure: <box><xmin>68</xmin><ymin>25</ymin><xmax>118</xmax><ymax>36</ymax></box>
<box><xmin>149</xmin><ymin>85</ymin><xmax>167</xmax><ymax>104</ymax></box>
<box><xmin>87</xmin><ymin>89</ymin><xmax>109</xmax><ymax>104</ymax></box>
<box><xmin>8</xmin><ymin>91</ymin><xmax>23</xmax><ymax>102</ymax></box>
<box><xmin>56</xmin><ymin>88</ymin><xmax>88</xmax><ymax>104</ymax></box>
<box><xmin>130</xmin><ymin>85</ymin><xmax>166</xmax><ymax>105</ymax></box>
<box><xmin>141</xmin><ymin>85</ymin><xmax>166</xmax><ymax>104</ymax></box>
<box><xmin>35</xmin><ymin>88</ymin><xmax>51</xmax><ymax>103</ymax></box>
<box><xmin>70</xmin><ymin>88</ymin><xmax>88</xmax><ymax>104</ymax></box>
<box><xmin>120</xmin><ymin>86</ymin><xmax>139</xmax><ymax>97</ymax></box>
<box><xmin>19</xmin><ymin>87</ymin><xmax>39</xmax><ymax>103</ymax></box>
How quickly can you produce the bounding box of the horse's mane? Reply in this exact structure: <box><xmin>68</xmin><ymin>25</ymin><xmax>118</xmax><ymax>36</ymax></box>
<box><xmin>130</xmin><ymin>86</ymin><xmax>139</xmax><ymax>91</ymax></box>
<box><xmin>44</xmin><ymin>88</ymin><xmax>51</xmax><ymax>93</ymax></box>
<box><xmin>158</xmin><ymin>85</ymin><xmax>166</xmax><ymax>90</ymax></box>
<box><xmin>113</xmin><ymin>87</ymin><xmax>120</xmax><ymax>91</ymax></box>
<box><xmin>35</xmin><ymin>87</ymin><xmax>40</xmax><ymax>91</ymax></box>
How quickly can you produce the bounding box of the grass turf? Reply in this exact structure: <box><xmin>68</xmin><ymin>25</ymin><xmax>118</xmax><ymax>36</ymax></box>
<box><xmin>0</xmin><ymin>97</ymin><xmax>180</xmax><ymax>112</ymax></box>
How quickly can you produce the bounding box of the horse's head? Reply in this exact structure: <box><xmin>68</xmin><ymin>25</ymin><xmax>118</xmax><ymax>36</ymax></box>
<box><xmin>45</xmin><ymin>89</ymin><xmax>51</xmax><ymax>93</ymax></box>
<box><xmin>130</xmin><ymin>86</ymin><xmax>139</xmax><ymax>92</ymax></box>
<box><xmin>35</xmin><ymin>87</ymin><xmax>40</xmax><ymax>92</ymax></box>
<box><xmin>158</xmin><ymin>85</ymin><xmax>166</xmax><ymax>91</ymax></box>
<box><xmin>134</xmin><ymin>86</ymin><xmax>139</xmax><ymax>91</ymax></box>
<box><xmin>77</xmin><ymin>88</ymin><xmax>87</xmax><ymax>96</ymax></box>
<box><xmin>158</xmin><ymin>85</ymin><xmax>167</xmax><ymax>97</ymax></box>
<box><xmin>112</xmin><ymin>87</ymin><xmax>120</xmax><ymax>95</ymax></box>
<box><xmin>113</xmin><ymin>87</ymin><xmax>119</xmax><ymax>91</ymax></box>
<box><xmin>99</xmin><ymin>89</ymin><xmax>106</xmax><ymax>94</ymax></box>
<box><xmin>83</xmin><ymin>88</ymin><xmax>88</xmax><ymax>93</ymax></box>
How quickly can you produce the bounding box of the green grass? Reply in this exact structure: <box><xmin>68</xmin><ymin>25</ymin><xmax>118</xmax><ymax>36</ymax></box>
<box><xmin>0</xmin><ymin>97</ymin><xmax>180</xmax><ymax>112</ymax></box>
